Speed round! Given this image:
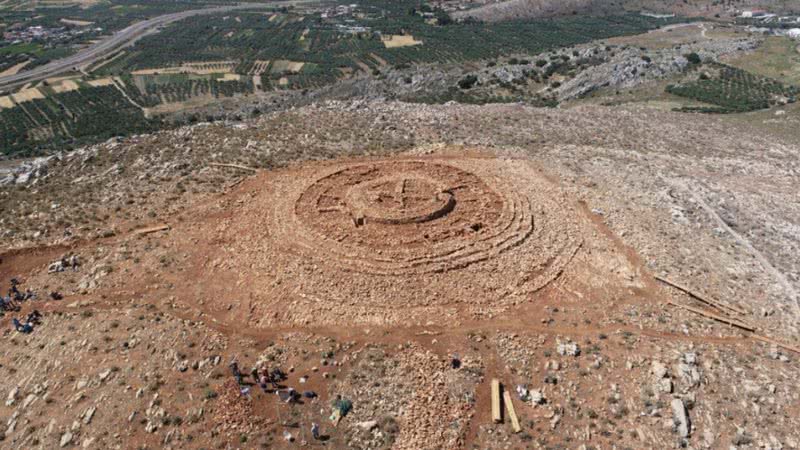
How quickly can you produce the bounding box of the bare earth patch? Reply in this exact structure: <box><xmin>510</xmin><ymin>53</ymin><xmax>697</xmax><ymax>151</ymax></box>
<box><xmin>0</xmin><ymin>59</ymin><xmax>30</xmax><ymax>77</ymax></box>
<box><xmin>382</xmin><ymin>34</ymin><xmax>423</xmax><ymax>48</ymax></box>
<box><xmin>10</xmin><ymin>87</ymin><xmax>44</xmax><ymax>102</ymax></box>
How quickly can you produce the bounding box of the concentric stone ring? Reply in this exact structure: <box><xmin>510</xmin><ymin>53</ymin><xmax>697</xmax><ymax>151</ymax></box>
<box><xmin>218</xmin><ymin>153</ymin><xmax>585</xmax><ymax>326</ymax></box>
<box><xmin>344</xmin><ymin>175</ymin><xmax>456</xmax><ymax>226</ymax></box>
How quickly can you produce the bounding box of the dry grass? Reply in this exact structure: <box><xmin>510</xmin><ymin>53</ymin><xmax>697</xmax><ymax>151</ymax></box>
<box><xmin>382</xmin><ymin>34</ymin><xmax>422</xmax><ymax>48</ymax></box>
<box><xmin>144</xmin><ymin>94</ymin><xmax>215</xmax><ymax>115</ymax></box>
<box><xmin>44</xmin><ymin>74</ymin><xmax>80</xmax><ymax>84</ymax></box>
<box><xmin>59</xmin><ymin>18</ymin><xmax>93</xmax><ymax>26</ymax></box>
<box><xmin>132</xmin><ymin>61</ymin><xmax>236</xmax><ymax>76</ymax></box>
<box><xmin>602</xmin><ymin>22</ymin><xmax>739</xmax><ymax>50</ymax></box>
<box><xmin>0</xmin><ymin>59</ymin><xmax>30</xmax><ymax>76</ymax></box>
<box><xmin>88</xmin><ymin>77</ymin><xmax>116</xmax><ymax>87</ymax></box>
<box><xmin>11</xmin><ymin>87</ymin><xmax>44</xmax><ymax>102</ymax></box>
<box><xmin>51</xmin><ymin>79</ymin><xmax>80</xmax><ymax>93</ymax></box>
<box><xmin>270</xmin><ymin>60</ymin><xmax>305</xmax><ymax>73</ymax></box>
<box><xmin>0</xmin><ymin>95</ymin><xmax>14</xmax><ymax>109</ymax></box>
<box><xmin>724</xmin><ymin>36</ymin><xmax>800</xmax><ymax>85</ymax></box>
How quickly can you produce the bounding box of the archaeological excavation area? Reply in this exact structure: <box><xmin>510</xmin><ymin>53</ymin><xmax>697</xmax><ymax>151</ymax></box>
<box><xmin>1</xmin><ymin>135</ymin><xmax>798</xmax><ymax>450</ymax></box>
<box><xmin>180</xmin><ymin>154</ymin><xmax>584</xmax><ymax>328</ymax></box>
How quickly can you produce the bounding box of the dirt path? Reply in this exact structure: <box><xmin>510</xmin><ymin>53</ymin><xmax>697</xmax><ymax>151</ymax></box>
<box><xmin>111</xmin><ymin>78</ymin><xmax>144</xmax><ymax>109</ymax></box>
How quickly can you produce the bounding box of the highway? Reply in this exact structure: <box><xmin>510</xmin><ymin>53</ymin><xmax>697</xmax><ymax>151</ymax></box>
<box><xmin>0</xmin><ymin>3</ymin><xmax>278</xmax><ymax>91</ymax></box>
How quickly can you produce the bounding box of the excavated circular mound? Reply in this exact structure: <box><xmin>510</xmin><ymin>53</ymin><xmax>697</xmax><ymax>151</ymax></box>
<box><xmin>287</xmin><ymin>160</ymin><xmax>530</xmax><ymax>275</ymax></box>
<box><xmin>218</xmin><ymin>154</ymin><xmax>584</xmax><ymax>326</ymax></box>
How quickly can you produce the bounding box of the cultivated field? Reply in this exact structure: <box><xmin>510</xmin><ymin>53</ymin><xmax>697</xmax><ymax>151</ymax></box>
<box><xmin>10</xmin><ymin>87</ymin><xmax>44</xmax><ymax>102</ymax></box>
<box><xmin>131</xmin><ymin>61</ymin><xmax>238</xmax><ymax>76</ymax></box>
<box><xmin>724</xmin><ymin>36</ymin><xmax>800</xmax><ymax>86</ymax></box>
<box><xmin>86</xmin><ymin>76</ymin><xmax>115</xmax><ymax>87</ymax></box>
<box><xmin>50</xmin><ymin>79</ymin><xmax>80</xmax><ymax>93</ymax></box>
<box><xmin>59</xmin><ymin>18</ymin><xmax>93</xmax><ymax>26</ymax></box>
<box><xmin>270</xmin><ymin>59</ymin><xmax>305</xmax><ymax>73</ymax></box>
<box><xmin>382</xmin><ymin>34</ymin><xmax>423</xmax><ymax>48</ymax></box>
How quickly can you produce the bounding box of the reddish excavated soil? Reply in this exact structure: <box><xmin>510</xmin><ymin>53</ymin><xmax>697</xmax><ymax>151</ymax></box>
<box><xmin>170</xmin><ymin>152</ymin><xmax>583</xmax><ymax>329</ymax></box>
<box><xmin>1</xmin><ymin>146</ymin><xmax>797</xmax><ymax>450</ymax></box>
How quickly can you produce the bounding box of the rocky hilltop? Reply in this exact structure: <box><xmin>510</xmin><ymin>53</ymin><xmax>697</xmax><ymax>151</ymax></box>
<box><xmin>1</xmin><ymin>99</ymin><xmax>799</xmax><ymax>448</ymax></box>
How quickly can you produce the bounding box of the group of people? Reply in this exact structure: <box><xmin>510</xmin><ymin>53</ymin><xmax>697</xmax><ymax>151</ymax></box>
<box><xmin>1</xmin><ymin>278</ymin><xmax>35</xmax><ymax>312</ymax></box>
<box><xmin>228</xmin><ymin>359</ymin><xmax>324</xmax><ymax>441</ymax></box>
<box><xmin>47</xmin><ymin>255</ymin><xmax>80</xmax><ymax>273</ymax></box>
<box><xmin>229</xmin><ymin>360</ymin><xmax>287</xmax><ymax>394</ymax></box>
<box><xmin>12</xmin><ymin>310</ymin><xmax>41</xmax><ymax>334</ymax></box>
<box><xmin>3</xmin><ymin>278</ymin><xmax>46</xmax><ymax>334</ymax></box>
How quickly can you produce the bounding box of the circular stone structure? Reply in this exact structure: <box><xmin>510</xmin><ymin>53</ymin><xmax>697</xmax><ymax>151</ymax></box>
<box><xmin>344</xmin><ymin>174</ymin><xmax>456</xmax><ymax>226</ymax></box>
<box><xmin>217</xmin><ymin>153</ymin><xmax>584</xmax><ymax>326</ymax></box>
<box><xmin>288</xmin><ymin>160</ymin><xmax>529</xmax><ymax>275</ymax></box>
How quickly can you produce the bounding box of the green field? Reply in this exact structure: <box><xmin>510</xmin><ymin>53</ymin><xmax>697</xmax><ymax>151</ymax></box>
<box><xmin>1</xmin><ymin>0</ymin><xmax>686</xmax><ymax>156</ymax></box>
<box><xmin>0</xmin><ymin>42</ymin><xmax>41</xmax><ymax>55</ymax></box>
<box><xmin>97</xmin><ymin>2</ymin><xmax>681</xmax><ymax>92</ymax></box>
<box><xmin>666</xmin><ymin>63</ymin><xmax>799</xmax><ymax>113</ymax></box>
<box><xmin>725</xmin><ymin>36</ymin><xmax>800</xmax><ymax>86</ymax></box>
<box><xmin>117</xmin><ymin>73</ymin><xmax>255</xmax><ymax>107</ymax></box>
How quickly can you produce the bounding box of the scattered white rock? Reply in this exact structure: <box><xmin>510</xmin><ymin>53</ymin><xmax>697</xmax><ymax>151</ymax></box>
<box><xmin>6</xmin><ymin>386</ymin><xmax>19</xmax><ymax>406</ymax></box>
<box><xmin>355</xmin><ymin>420</ymin><xmax>378</xmax><ymax>431</ymax></box>
<box><xmin>671</xmin><ymin>398</ymin><xmax>691</xmax><ymax>438</ymax></box>
<box><xmin>98</xmin><ymin>369</ymin><xmax>112</xmax><ymax>382</ymax></box>
<box><xmin>557</xmin><ymin>341</ymin><xmax>580</xmax><ymax>357</ymax></box>
<box><xmin>83</xmin><ymin>406</ymin><xmax>96</xmax><ymax>425</ymax></box>
<box><xmin>60</xmin><ymin>431</ymin><xmax>74</xmax><ymax>447</ymax></box>
<box><xmin>652</xmin><ymin>360</ymin><xmax>668</xmax><ymax>378</ymax></box>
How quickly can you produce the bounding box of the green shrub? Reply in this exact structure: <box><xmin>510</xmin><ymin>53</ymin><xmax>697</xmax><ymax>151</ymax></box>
<box><xmin>684</xmin><ymin>52</ymin><xmax>701</xmax><ymax>64</ymax></box>
<box><xmin>458</xmin><ymin>74</ymin><xmax>478</xmax><ymax>89</ymax></box>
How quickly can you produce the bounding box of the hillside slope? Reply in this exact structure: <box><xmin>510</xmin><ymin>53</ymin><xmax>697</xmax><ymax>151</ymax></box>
<box><xmin>452</xmin><ymin>0</ymin><xmax>800</xmax><ymax>22</ymax></box>
<box><xmin>1</xmin><ymin>100</ymin><xmax>799</xmax><ymax>448</ymax></box>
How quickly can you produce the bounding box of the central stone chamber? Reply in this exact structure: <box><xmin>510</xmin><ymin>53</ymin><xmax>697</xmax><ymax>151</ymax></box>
<box><xmin>345</xmin><ymin>175</ymin><xmax>456</xmax><ymax>226</ymax></box>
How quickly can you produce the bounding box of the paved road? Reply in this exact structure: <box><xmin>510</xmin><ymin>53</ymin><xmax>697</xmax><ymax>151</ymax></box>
<box><xmin>0</xmin><ymin>3</ymin><xmax>278</xmax><ymax>91</ymax></box>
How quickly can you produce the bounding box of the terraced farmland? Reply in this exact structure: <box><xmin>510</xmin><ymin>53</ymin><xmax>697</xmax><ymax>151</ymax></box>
<box><xmin>0</xmin><ymin>84</ymin><xmax>155</xmax><ymax>156</ymax></box>
<box><xmin>667</xmin><ymin>63</ymin><xmax>799</xmax><ymax>113</ymax></box>
<box><xmin>96</xmin><ymin>3</ymin><xmax>680</xmax><ymax>90</ymax></box>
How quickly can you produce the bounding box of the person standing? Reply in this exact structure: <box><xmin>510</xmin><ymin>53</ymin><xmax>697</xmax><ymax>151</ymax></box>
<box><xmin>229</xmin><ymin>359</ymin><xmax>243</xmax><ymax>385</ymax></box>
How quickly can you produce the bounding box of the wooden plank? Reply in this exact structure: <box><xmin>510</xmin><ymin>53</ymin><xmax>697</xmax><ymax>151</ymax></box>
<box><xmin>656</xmin><ymin>275</ymin><xmax>749</xmax><ymax>316</ymax></box>
<box><xmin>503</xmin><ymin>390</ymin><xmax>521</xmax><ymax>433</ymax></box>
<box><xmin>491</xmin><ymin>379</ymin><xmax>501</xmax><ymax>423</ymax></box>
<box><xmin>133</xmin><ymin>224</ymin><xmax>170</xmax><ymax>235</ymax></box>
<box><xmin>667</xmin><ymin>300</ymin><xmax>755</xmax><ymax>332</ymax></box>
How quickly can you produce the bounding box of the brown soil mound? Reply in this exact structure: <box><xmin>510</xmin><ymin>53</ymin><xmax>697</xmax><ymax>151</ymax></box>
<box><xmin>188</xmin><ymin>152</ymin><xmax>584</xmax><ymax>327</ymax></box>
